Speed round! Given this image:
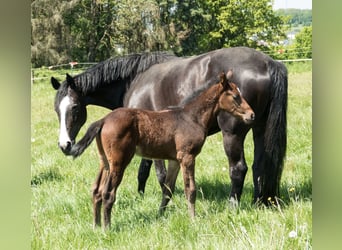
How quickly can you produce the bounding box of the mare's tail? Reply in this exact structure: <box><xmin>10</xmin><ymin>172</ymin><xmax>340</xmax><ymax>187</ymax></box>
<box><xmin>262</xmin><ymin>59</ymin><xmax>288</xmax><ymax>203</ymax></box>
<box><xmin>69</xmin><ymin>119</ymin><xmax>104</xmax><ymax>158</ymax></box>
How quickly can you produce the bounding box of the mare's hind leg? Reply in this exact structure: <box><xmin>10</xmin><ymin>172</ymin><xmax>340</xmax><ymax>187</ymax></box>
<box><xmin>251</xmin><ymin>125</ymin><xmax>272</xmax><ymax>204</ymax></box>
<box><xmin>159</xmin><ymin>160</ymin><xmax>180</xmax><ymax>214</ymax></box>
<box><xmin>137</xmin><ymin>159</ymin><xmax>167</xmax><ymax>194</ymax></box>
<box><xmin>154</xmin><ymin>160</ymin><xmax>167</xmax><ymax>190</ymax></box>
<box><xmin>137</xmin><ymin>159</ymin><xmax>153</xmax><ymax>194</ymax></box>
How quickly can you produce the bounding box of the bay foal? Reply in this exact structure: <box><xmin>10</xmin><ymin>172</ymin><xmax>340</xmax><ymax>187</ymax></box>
<box><xmin>68</xmin><ymin>70</ymin><xmax>254</xmax><ymax>229</ymax></box>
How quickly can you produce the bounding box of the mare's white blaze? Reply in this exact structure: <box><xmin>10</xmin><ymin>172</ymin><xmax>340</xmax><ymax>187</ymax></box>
<box><xmin>58</xmin><ymin>96</ymin><xmax>72</xmax><ymax>148</ymax></box>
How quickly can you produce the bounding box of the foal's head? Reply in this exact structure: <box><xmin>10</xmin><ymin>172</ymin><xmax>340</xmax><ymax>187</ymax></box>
<box><xmin>218</xmin><ymin>71</ymin><xmax>255</xmax><ymax>124</ymax></box>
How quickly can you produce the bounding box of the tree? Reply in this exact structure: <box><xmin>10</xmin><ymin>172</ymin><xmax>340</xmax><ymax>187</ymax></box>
<box><xmin>207</xmin><ymin>0</ymin><xmax>286</xmax><ymax>50</ymax></box>
<box><xmin>292</xmin><ymin>26</ymin><xmax>312</xmax><ymax>58</ymax></box>
<box><xmin>31</xmin><ymin>0</ymin><xmax>288</xmax><ymax>67</ymax></box>
<box><xmin>111</xmin><ymin>0</ymin><xmax>169</xmax><ymax>54</ymax></box>
<box><xmin>159</xmin><ymin>0</ymin><xmax>287</xmax><ymax>55</ymax></box>
<box><xmin>31</xmin><ymin>0</ymin><xmax>78</xmax><ymax>67</ymax></box>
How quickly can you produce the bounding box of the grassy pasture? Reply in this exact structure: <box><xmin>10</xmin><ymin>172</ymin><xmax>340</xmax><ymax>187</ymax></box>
<box><xmin>31</xmin><ymin>62</ymin><xmax>312</xmax><ymax>249</ymax></box>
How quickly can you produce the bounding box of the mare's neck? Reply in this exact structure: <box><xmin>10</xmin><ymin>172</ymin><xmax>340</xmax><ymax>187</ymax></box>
<box><xmin>82</xmin><ymin>82</ymin><xmax>128</xmax><ymax>110</ymax></box>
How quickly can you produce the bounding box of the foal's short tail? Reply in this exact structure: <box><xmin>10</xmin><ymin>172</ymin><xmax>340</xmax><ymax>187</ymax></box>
<box><xmin>262</xmin><ymin>59</ymin><xmax>288</xmax><ymax>203</ymax></box>
<box><xmin>69</xmin><ymin>119</ymin><xmax>104</xmax><ymax>158</ymax></box>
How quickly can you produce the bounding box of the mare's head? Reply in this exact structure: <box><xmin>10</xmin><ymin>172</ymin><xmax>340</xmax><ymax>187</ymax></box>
<box><xmin>51</xmin><ymin>74</ymin><xmax>87</xmax><ymax>154</ymax></box>
<box><xmin>218</xmin><ymin>70</ymin><xmax>255</xmax><ymax>124</ymax></box>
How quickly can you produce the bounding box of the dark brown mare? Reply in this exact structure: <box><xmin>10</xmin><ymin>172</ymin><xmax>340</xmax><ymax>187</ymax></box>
<box><xmin>51</xmin><ymin>47</ymin><xmax>287</xmax><ymax>206</ymax></box>
<box><xmin>66</xmin><ymin>71</ymin><xmax>255</xmax><ymax>228</ymax></box>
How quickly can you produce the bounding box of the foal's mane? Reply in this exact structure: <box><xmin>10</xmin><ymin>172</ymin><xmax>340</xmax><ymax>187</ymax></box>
<box><xmin>72</xmin><ymin>51</ymin><xmax>177</xmax><ymax>94</ymax></box>
<box><xmin>179</xmin><ymin>75</ymin><xmax>222</xmax><ymax>107</ymax></box>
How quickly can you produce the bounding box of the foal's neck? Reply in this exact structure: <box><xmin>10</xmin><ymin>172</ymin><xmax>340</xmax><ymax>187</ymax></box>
<box><xmin>184</xmin><ymin>84</ymin><xmax>222</xmax><ymax>129</ymax></box>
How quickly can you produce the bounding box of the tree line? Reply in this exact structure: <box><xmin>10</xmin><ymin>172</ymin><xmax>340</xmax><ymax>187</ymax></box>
<box><xmin>275</xmin><ymin>8</ymin><xmax>312</xmax><ymax>27</ymax></box>
<box><xmin>31</xmin><ymin>0</ymin><xmax>310</xmax><ymax>68</ymax></box>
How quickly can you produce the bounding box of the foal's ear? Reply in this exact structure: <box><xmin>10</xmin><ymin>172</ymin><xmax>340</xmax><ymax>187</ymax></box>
<box><xmin>51</xmin><ymin>77</ymin><xmax>61</xmax><ymax>90</ymax></box>
<box><xmin>66</xmin><ymin>73</ymin><xmax>77</xmax><ymax>90</ymax></box>
<box><xmin>219</xmin><ymin>71</ymin><xmax>228</xmax><ymax>86</ymax></box>
<box><xmin>226</xmin><ymin>70</ymin><xmax>233</xmax><ymax>81</ymax></box>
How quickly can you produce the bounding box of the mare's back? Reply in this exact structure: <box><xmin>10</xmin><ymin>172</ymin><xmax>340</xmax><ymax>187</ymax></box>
<box><xmin>123</xmin><ymin>47</ymin><xmax>271</xmax><ymax>112</ymax></box>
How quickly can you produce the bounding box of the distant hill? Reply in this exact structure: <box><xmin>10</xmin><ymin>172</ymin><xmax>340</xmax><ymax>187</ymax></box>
<box><xmin>275</xmin><ymin>9</ymin><xmax>312</xmax><ymax>27</ymax></box>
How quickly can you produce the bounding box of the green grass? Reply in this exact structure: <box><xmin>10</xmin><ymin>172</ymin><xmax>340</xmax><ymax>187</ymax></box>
<box><xmin>31</xmin><ymin>63</ymin><xmax>312</xmax><ymax>249</ymax></box>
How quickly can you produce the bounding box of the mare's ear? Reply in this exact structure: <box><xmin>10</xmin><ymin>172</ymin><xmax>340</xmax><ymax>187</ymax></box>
<box><xmin>51</xmin><ymin>77</ymin><xmax>61</xmax><ymax>90</ymax></box>
<box><xmin>66</xmin><ymin>73</ymin><xmax>77</xmax><ymax>90</ymax></box>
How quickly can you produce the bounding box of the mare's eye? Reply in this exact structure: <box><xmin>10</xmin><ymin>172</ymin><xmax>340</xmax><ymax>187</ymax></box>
<box><xmin>71</xmin><ymin>105</ymin><xmax>78</xmax><ymax>110</ymax></box>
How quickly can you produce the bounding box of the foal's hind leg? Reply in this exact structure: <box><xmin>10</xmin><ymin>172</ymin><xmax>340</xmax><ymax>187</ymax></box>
<box><xmin>102</xmin><ymin>150</ymin><xmax>135</xmax><ymax>229</ymax></box>
<box><xmin>102</xmin><ymin>167</ymin><xmax>125</xmax><ymax>229</ymax></box>
<box><xmin>92</xmin><ymin>137</ymin><xmax>110</xmax><ymax>228</ymax></box>
<box><xmin>92</xmin><ymin>167</ymin><xmax>106</xmax><ymax>228</ymax></box>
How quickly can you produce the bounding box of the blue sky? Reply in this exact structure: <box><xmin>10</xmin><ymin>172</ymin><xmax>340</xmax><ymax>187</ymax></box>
<box><xmin>273</xmin><ymin>0</ymin><xmax>312</xmax><ymax>10</ymax></box>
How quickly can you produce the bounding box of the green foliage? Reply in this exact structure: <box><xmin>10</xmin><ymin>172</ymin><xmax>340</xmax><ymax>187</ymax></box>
<box><xmin>207</xmin><ymin>0</ymin><xmax>286</xmax><ymax>49</ymax></box>
<box><xmin>275</xmin><ymin>9</ymin><xmax>312</xmax><ymax>27</ymax></box>
<box><xmin>31</xmin><ymin>0</ymin><xmax>289</xmax><ymax>66</ymax></box>
<box><xmin>31</xmin><ymin>66</ymin><xmax>312</xmax><ymax>248</ymax></box>
<box><xmin>293</xmin><ymin>26</ymin><xmax>312</xmax><ymax>59</ymax></box>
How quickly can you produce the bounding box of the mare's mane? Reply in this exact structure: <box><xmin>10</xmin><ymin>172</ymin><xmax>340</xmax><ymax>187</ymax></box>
<box><xmin>70</xmin><ymin>51</ymin><xmax>176</xmax><ymax>95</ymax></box>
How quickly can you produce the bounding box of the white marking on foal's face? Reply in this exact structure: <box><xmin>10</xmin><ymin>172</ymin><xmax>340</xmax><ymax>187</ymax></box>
<box><xmin>58</xmin><ymin>96</ymin><xmax>72</xmax><ymax>148</ymax></box>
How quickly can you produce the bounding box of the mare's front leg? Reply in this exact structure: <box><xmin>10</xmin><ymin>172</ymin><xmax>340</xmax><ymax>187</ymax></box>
<box><xmin>179</xmin><ymin>154</ymin><xmax>196</xmax><ymax>218</ymax></box>
<box><xmin>159</xmin><ymin>160</ymin><xmax>180</xmax><ymax>214</ymax></box>
<box><xmin>219</xmin><ymin>115</ymin><xmax>250</xmax><ymax>206</ymax></box>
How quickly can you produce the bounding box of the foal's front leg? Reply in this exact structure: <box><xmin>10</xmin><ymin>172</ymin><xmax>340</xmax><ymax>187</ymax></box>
<box><xmin>179</xmin><ymin>154</ymin><xmax>196</xmax><ymax>218</ymax></box>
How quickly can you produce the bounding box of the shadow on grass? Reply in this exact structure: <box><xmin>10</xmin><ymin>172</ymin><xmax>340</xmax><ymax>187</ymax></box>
<box><xmin>31</xmin><ymin>168</ymin><xmax>63</xmax><ymax>187</ymax></box>
<box><xmin>94</xmin><ymin>177</ymin><xmax>312</xmax><ymax>233</ymax></box>
<box><xmin>194</xmin><ymin>176</ymin><xmax>312</xmax><ymax>207</ymax></box>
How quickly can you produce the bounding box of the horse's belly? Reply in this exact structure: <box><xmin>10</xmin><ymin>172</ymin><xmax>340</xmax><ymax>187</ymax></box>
<box><xmin>135</xmin><ymin>145</ymin><xmax>176</xmax><ymax>160</ymax></box>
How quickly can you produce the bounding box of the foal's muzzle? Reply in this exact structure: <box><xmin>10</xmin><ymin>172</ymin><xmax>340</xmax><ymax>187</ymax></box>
<box><xmin>243</xmin><ymin>111</ymin><xmax>255</xmax><ymax>124</ymax></box>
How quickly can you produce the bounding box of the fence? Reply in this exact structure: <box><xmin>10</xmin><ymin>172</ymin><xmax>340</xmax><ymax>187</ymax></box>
<box><xmin>31</xmin><ymin>58</ymin><xmax>312</xmax><ymax>84</ymax></box>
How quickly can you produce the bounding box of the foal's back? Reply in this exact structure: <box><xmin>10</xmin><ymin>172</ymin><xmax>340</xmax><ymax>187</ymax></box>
<box><xmin>100</xmin><ymin>107</ymin><xmax>205</xmax><ymax>161</ymax></box>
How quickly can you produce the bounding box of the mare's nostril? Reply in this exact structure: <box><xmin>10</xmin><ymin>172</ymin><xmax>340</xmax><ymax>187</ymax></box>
<box><xmin>58</xmin><ymin>141</ymin><xmax>72</xmax><ymax>154</ymax></box>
